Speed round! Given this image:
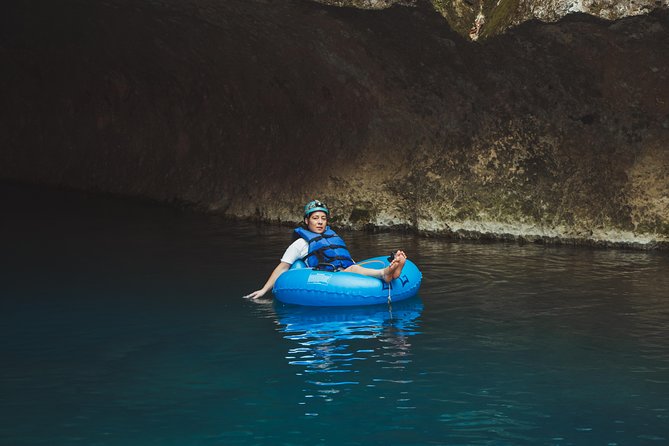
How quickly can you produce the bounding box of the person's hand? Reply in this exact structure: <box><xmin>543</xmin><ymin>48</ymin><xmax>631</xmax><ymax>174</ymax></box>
<box><xmin>243</xmin><ymin>262</ymin><xmax>290</xmax><ymax>299</ymax></box>
<box><xmin>243</xmin><ymin>289</ymin><xmax>267</xmax><ymax>299</ymax></box>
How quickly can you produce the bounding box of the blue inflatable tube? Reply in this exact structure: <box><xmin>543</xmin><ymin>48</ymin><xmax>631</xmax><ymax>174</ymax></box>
<box><xmin>273</xmin><ymin>256</ymin><xmax>422</xmax><ymax>307</ymax></box>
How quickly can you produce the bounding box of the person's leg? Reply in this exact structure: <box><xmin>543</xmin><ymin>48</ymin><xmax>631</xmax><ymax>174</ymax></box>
<box><xmin>345</xmin><ymin>264</ymin><xmax>385</xmax><ymax>280</ymax></box>
<box><xmin>344</xmin><ymin>250</ymin><xmax>407</xmax><ymax>283</ymax></box>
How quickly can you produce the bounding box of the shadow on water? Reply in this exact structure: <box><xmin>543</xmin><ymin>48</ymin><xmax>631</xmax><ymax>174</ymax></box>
<box><xmin>265</xmin><ymin>298</ymin><xmax>425</xmax><ymax>424</ymax></box>
<box><xmin>273</xmin><ymin>297</ymin><xmax>423</xmax><ymax>384</ymax></box>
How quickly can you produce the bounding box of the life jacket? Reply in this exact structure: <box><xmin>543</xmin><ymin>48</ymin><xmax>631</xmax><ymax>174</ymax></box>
<box><xmin>294</xmin><ymin>226</ymin><xmax>355</xmax><ymax>270</ymax></box>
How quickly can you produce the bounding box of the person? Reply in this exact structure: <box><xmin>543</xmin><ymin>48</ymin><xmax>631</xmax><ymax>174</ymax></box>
<box><xmin>244</xmin><ymin>200</ymin><xmax>407</xmax><ymax>299</ymax></box>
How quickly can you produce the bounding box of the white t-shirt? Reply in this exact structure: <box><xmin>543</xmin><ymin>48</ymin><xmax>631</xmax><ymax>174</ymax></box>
<box><xmin>280</xmin><ymin>238</ymin><xmax>309</xmax><ymax>265</ymax></box>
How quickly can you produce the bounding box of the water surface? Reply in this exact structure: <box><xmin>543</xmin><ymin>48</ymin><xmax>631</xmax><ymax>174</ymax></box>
<box><xmin>2</xmin><ymin>184</ymin><xmax>668</xmax><ymax>445</ymax></box>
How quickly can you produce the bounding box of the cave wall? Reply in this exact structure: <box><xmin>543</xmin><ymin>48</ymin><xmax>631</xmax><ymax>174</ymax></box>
<box><xmin>318</xmin><ymin>0</ymin><xmax>668</xmax><ymax>40</ymax></box>
<box><xmin>438</xmin><ymin>0</ymin><xmax>668</xmax><ymax>39</ymax></box>
<box><xmin>1</xmin><ymin>0</ymin><xmax>668</xmax><ymax>247</ymax></box>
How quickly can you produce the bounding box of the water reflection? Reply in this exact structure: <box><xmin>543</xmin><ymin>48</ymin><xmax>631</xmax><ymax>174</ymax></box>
<box><xmin>273</xmin><ymin>299</ymin><xmax>423</xmax><ymax>404</ymax></box>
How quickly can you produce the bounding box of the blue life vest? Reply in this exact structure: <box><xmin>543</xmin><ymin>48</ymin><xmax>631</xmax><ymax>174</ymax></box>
<box><xmin>294</xmin><ymin>226</ymin><xmax>355</xmax><ymax>270</ymax></box>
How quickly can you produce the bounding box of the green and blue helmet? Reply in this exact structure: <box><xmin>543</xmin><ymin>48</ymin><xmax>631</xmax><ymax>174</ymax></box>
<box><xmin>304</xmin><ymin>200</ymin><xmax>329</xmax><ymax>218</ymax></box>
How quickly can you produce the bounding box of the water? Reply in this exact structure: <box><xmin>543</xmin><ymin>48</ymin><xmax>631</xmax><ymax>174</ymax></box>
<box><xmin>1</xmin><ymin>184</ymin><xmax>668</xmax><ymax>446</ymax></box>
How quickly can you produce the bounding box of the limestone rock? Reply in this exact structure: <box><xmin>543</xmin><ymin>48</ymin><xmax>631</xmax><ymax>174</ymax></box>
<box><xmin>319</xmin><ymin>0</ymin><xmax>668</xmax><ymax>39</ymax></box>
<box><xmin>1</xmin><ymin>0</ymin><xmax>668</xmax><ymax>248</ymax></box>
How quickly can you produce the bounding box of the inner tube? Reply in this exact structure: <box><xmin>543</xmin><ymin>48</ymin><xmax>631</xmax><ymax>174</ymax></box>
<box><xmin>273</xmin><ymin>256</ymin><xmax>422</xmax><ymax>307</ymax></box>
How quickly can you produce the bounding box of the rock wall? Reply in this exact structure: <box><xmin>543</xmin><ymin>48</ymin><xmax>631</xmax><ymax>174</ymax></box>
<box><xmin>1</xmin><ymin>0</ymin><xmax>668</xmax><ymax>247</ymax></box>
<box><xmin>319</xmin><ymin>1</ymin><xmax>668</xmax><ymax>39</ymax></box>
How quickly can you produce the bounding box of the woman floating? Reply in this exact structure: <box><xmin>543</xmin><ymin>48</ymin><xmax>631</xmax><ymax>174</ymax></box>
<box><xmin>244</xmin><ymin>200</ymin><xmax>407</xmax><ymax>300</ymax></box>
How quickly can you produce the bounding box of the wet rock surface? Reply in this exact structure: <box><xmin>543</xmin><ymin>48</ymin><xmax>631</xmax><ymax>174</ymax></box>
<box><xmin>319</xmin><ymin>0</ymin><xmax>668</xmax><ymax>40</ymax></box>
<box><xmin>1</xmin><ymin>0</ymin><xmax>668</xmax><ymax>247</ymax></box>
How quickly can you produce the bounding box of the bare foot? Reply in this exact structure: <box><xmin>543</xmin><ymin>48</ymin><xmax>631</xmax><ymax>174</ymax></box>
<box><xmin>383</xmin><ymin>251</ymin><xmax>407</xmax><ymax>282</ymax></box>
<box><xmin>392</xmin><ymin>250</ymin><xmax>407</xmax><ymax>280</ymax></box>
<box><xmin>382</xmin><ymin>261</ymin><xmax>398</xmax><ymax>283</ymax></box>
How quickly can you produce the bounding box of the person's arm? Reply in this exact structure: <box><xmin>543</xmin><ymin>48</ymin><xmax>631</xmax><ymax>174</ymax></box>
<box><xmin>243</xmin><ymin>262</ymin><xmax>291</xmax><ymax>299</ymax></box>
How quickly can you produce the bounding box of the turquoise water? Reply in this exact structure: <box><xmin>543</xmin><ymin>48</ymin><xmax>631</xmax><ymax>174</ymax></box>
<box><xmin>2</xmin><ymin>184</ymin><xmax>669</xmax><ymax>445</ymax></box>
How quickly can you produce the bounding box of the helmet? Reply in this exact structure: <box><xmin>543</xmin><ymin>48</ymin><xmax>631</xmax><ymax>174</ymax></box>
<box><xmin>304</xmin><ymin>200</ymin><xmax>329</xmax><ymax>217</ymax></box>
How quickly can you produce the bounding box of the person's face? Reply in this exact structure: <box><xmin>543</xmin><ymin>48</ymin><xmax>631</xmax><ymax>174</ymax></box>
<box><xmin>305</xmin><ymin>211</ymin><xmax>327</xmax><ymax>233</ymax></box>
